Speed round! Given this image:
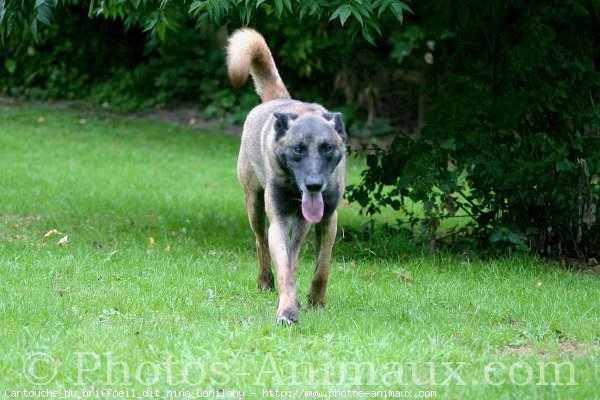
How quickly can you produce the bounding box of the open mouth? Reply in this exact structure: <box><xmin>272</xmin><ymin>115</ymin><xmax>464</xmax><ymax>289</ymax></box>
<box><xmin>301</xmin><ymin>191</ymin><xmax>324</xmax><ymax>224</ymax></box>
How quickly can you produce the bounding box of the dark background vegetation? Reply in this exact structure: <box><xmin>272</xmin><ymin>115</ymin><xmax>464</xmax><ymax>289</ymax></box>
<box><xmin>1</xmin><ymin>0</ymin><xmax>599</xmax><ymax>258</ymax></box>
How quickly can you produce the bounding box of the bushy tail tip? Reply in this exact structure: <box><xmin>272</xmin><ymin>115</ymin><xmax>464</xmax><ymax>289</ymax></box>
<box><xmin>226</xmin><ymin>28</ymin><xmax>290</xmax><ymax>102</ymax></box>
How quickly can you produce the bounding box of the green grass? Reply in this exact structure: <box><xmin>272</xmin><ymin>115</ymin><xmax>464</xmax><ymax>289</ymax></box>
<box><xmin>0</xmin><ymin>105</ymin><xmax>598</xmax><ymax>399</ymax></box>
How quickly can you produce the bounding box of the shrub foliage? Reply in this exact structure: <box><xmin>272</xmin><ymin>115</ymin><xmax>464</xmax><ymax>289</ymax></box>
<box><xmin>348</xmin><ymin>0</ymin><xmax>600</xmax><ymax>257</ymax></box>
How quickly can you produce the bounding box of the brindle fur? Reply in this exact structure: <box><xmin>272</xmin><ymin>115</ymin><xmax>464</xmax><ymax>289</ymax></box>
<box><xmin>227</xmin><ymin>30</ymin><xmax>347</xmax><ymax>324</ymax></box>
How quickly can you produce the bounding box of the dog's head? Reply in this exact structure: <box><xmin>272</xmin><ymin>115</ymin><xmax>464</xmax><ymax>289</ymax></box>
<box><xmin>273</xmin><ymin>112</ymin><xmax>346</xmax><ymax>224</ymax></box>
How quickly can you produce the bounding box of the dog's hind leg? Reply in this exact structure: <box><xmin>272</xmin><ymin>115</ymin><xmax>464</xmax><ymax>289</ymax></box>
<box><xmin>308</xmin><ymin>211</ymin><xmax>337</xmax><ymax>308</ymax></box>
<box><xmin>244</xmin><ymin>189</ymin><xmax>274</xmax><ymax>291</ymax></box>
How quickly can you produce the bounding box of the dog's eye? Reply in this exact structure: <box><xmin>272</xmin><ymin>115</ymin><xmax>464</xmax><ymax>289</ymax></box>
<box><xmin>293</xmin><ymin>146</ymin><xmax>304</xmax><ymax>155</ymax></box>
<box><xmin>323</xmin><ymin>145</ymin><xmax>334</xmax><ymax>154</ymax></box>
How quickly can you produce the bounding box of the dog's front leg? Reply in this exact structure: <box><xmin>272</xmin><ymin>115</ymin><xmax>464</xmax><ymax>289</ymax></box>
<box><xmin>308</xmin><ymin>210</ymin><xmax>337</xmax><ymax>308</ymax></box>
<box><xmin>268</xmin><ymin>220</ymin><xmax>297</xmax><ymax>324</ymax></box>
<box><xmin>267</xmin><ymin>214</ymin><xmax>310</xmax><ymax>324</ymax></box>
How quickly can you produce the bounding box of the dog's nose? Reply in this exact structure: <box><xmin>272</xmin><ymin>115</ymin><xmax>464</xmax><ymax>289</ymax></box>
<box><xmin>305</xmin><ymin>176</ymin><xmax>325</xmax><ymax>193</ymax></box>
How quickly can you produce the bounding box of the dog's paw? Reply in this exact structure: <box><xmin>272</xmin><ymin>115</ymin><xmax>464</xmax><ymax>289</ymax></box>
<box><xmin>258</xmin><ymin>280</ymin><xmax>275</xmax><ymax>291</ymax></box>
<box><xmin>257</xmin><ymin>272</ymin><xmax>275</xmax><ymax>291</ymax></box>
<box><xmin>276</xmin><ymin>316</ymin><xmax>295</xmax><ymax>326</ymax></box>
<box><xmin>275</xmin><ymin>308</ymin><xmax>298</xmax><ymax>325</ymax></box>
<box><xmin>307</xmin><ymin>297</ymin><xmax>326</xmax><ymax>309</ymax></box>
<box><xmin>307</xmin><ymin>289</ymin><xmax>327</xmax><ymax>309</ymax></box>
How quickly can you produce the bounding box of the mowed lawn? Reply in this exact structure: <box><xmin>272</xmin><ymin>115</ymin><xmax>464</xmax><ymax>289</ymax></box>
<box><xmin>0</xmin><ymin>105</ymin><xmax>598</xmax><ymax>399</ymax></box>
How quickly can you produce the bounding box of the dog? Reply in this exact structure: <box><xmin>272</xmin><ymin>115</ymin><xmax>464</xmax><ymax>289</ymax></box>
<box><xmin>226</xmin><ymin>28</ymin><xmax>347</xmax><ymax>324</ymax></box>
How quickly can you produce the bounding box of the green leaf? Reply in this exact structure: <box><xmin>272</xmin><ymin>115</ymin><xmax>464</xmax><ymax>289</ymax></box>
<box><xmin>362</xmin><ymin>25</ymin><xmax>375</xmax><ymax>45</ymax></box>
<box><xmin>144</xmin><ymin>11</ymin><xmax>159</xmax><ymax>31</ymax></box>
<box><xmin>440</xmin><ymin>29</ymin><xmax>454</xmax><ymax>39</ymax></box>
<box><xmin>35</xmin><ymin>3</ymin><xmax>52</xmax><ymax>27</ymax></box>
<box><xmin>30</xmin><ymin>19</ymin><xmax>38</xmax><ymax>39</ymax></box>
<box><xmin>189</xmin><ymin>1</ymin><xmax>205</xmax><ymax>14</ymax></box>
<box><xmin>507</xmin><ymin>232</ymin><xmax>523</xmax><ymax>245</ymax></box>
<box><xmin>440</xmin><ymin>138</ymin><xmax>455</xmax><ymax>150</ymax></box>
<box><xmin>353</xmin><ymin>1</ymin><xmax>372</xmax><ymax>17</ymax></box>
<box><xmin>351</xmin><ymin>7</ymin><xmax>364</xmax><ymax>26</ymax></box>
<box><xmin>489</xmin><ymin>231</ymin><xmax>503</xmax><ymax>243</ymax></box>
<box><xmin>368</xmin><ymin>18</ymin><xmax>382</xmax><ymax>36</ymax></box>
<box><xmin>555</xmin><ymin>158</ymin><xmax>575</xmax><ymax>172</ymax></box>
<box><xmin>399</xmin><ymin>1</ymin><xmax>412</xmax><ymax>13</ymax></box>
<box><xmin>4</xmin><ymin>59</ymin><xmax>16</xmax><ymax>74</ymax></box>
<box><xmin>377</xmin><ymin>0</ymin><xmax>390</xmax><ymax>17</ymax></box>
<box><xmin>282</xmin><ymin>0</ymin><xmax>292</xmax><ymax>13</ymax></box>
<box><xmin>299</xmin><ymin>4</ymin><xmax>307</xmax><ymax>19</ymax></box>
<box><xmin>87</xmin><ymin>0</ymin><xmax>97</xmax><ymax>17</ymax></box>
<box><xmin>330</xmin><ymin>5</ymin><xmax>352</xmax><ymax>26</ymax></box>
<box><xmin>390</xmin><ymin>1</ymin><xmax>404</xmax><ymax>23</ymax></box>
<box><xmin>274</xmin><ymin>0</ymin><xmax>283</xmax><ymax>17</ymax></box>
<box><xmin>156</xmin><ymin>22</ymin><xmax>166</xmax><ymax>41</ymax></box>
<box><xmin>261</xmin><ymin>3</ymin><xmax>273</xmax><ymax>15</ymax></box>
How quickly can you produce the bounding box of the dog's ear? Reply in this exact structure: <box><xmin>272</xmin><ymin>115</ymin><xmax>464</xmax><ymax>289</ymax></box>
<box><xmin>323</xmin><ymin>112</ymin><xmax>347</xmax><ymax>142</ymax></box>
<box><xmin>273</xmin><ymin>112</ymin><xmax>298</xmax><ymax>140</ymax></box>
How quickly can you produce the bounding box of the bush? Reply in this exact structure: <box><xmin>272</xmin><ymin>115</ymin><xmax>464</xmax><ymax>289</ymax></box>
<box><xmin>0</xmin><ymin>1</ymin><xmax>410</xmax><ymax>117</ymax></box>
<box><xmin>0</xmin><ymin>7</ymin><xmax>247</xmax><ymax>112</ymax></box>
<box><xmin>348</xmin><ymin>1</ymin><xmax>600</xmax><ymax>257</ymax></box>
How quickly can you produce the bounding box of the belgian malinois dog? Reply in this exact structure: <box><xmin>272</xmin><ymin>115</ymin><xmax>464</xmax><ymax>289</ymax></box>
<box><xmin>226</xmin><ymin>29</ymin><xmax>347</xmax><ymax>324</ymax></box>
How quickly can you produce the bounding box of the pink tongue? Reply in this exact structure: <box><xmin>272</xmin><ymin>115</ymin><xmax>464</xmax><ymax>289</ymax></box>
<box><xmin>301</xmin><ymin>191</ymin><xmax>324</xmax><ymax>224</ymax></box>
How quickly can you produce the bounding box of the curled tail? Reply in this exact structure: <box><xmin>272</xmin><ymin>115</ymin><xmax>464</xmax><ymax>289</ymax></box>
<box><xmin>226</xmin><ymin>28</ymin><xmax>291</xmax><ymax>103</ymax></box>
